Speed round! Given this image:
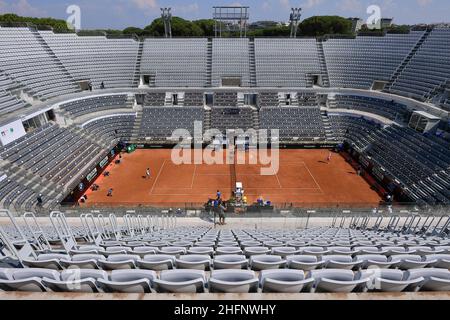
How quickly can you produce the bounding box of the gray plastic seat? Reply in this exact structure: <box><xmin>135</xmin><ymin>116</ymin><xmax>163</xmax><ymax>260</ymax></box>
<box><xmin>308</xmin><ymin>269</ymin><xmax>370</xmax><ymax>293</ymax></box>
<box><xmin>217</xmin><ymin>242</ymin><xmax>240</xmax><ymax>247</ymax></box>
<box><xmin>97</xmin><ymin>254</ymin><xmax>140</xmax><ymax>270</ymax></box>
<box><xmin>171</xmin><ymin>241</ymin><xmax>193</xmax><ymax>248</ymax></box>
<box><xmin>126</xmin><ymin>241</ymin><xmax>147</xmax><ymax>248</ymax></box>
<box><xmin>405</xmin><ymin>268</ymin><xmax>450</xmax><ymax>292</ymax></box>
<box><xmin>188</xmin><ymin>247</ymin><xmax>214</xmax><ymax>256</ymax></box>
<box><xmin>0</xmin><ymin>256</ymin><xmax>20</xmax><ymax>268</ymax></box>
<box><xmin>286</xmin><ymin>255</ymin><xmax>324</xmax><ymax>271</ymax></box>
<box><xmin>426</xmin><ymin>254</ymin><xmax>450</xmax><ymax>269</ymax></box>
<box><xmin>259</xmin><ymin>269</ymin><xmax>314</xmax><ymax>293</ymax></box>
<box><xmin>287</xmin><ymin>241</ymin><xmax>307</xmax><ymax>248</ymax></box>
<box><xmin>42</xmin><ymin>269</ymin><xmax>108</xmax><ymax>293</ymax></box>
<box><xmin>383</xmin><ymin>247</ymin><xmax>416</xmax><ymax>256</ymax></box>
<box><xmin>389</xmin><ymin>255</ymin><xmax>429</xmax><ymax>269</ymax></box>
<box><xmin>356</xmin><ymin>254</ymin><xmax>393</xmax><ymax>269</ymax></box>
<box><xmin>322</xmin><ymin>255</ymin><xmax>362</xmax><ymax>270</ymax></box>
<box><xmin>194</xmin><ymin>241</ymin><xmax>216</xmax><ymax>248</ymax></box>
<box><xmin>153</xmin><ymin>270</ymin><xmax>206</xmax><ymax>293</ymax></box>
<box><xmin>240</xmin><ymin>241</ymin><xmax>262</xmax><ymax>248</ymax></box>
<box><xmin>99</xmin><ymin>247</ymin><xmax>132</xmax><ymax>257</ymax></box>
<box><xmin>97</xmin><ymin>269</ymin><xmax>157</xmax><ymax>293</ymax></box>
<box><xmin>301</xmin><ymin>247</ymin><xmax>330</xmax><ymax>257</ymax></box>
<box><xmin>356</xmin><ymin>269</ymin><xmax>423</xmax><ymax>292</ymax></box>
<box><xmin>76</xmin><ymin>245</ymin><xmax>103</xmax><ymax>253</ymax></box>
<box><xmin>70</xmin><ymin>248</ymin><xmax>100</xmax><ymax>255</ymax></box>
<box><xmin>213</xmin><ymin>255</ymin><xmax>248</xmax><ymax>270</ymax></box>
<box><xmin>434</xmin><ymin>246</ymin><xmax>450</xmax><ymax>254</ymax></box>
<box><xmin>209</xmin><ymin>270</ymin><xmax>258</xmax><ymax>293</ymax></box>
<box><xmin>250</xmin><ymin>255</ymin><xmax>286</xmax><ymax>271</ymax></box>
<box><xmin>215</xmin><ymin>247</ymin><xmax>243</xmax><ymax>255</ymax></box>
<box><xmin>0</xmin><ymin>268</ymin><xmax>59</xmax><ymax>292</ymax></box>
<box><xmin>328</xmin><ymin>247</ymin><xmax>358</xmax><ymax>255</ymax></box>
<box><xmin>263</xmin><ymin>241</ymin><xmax>285</xmax><ymax>248</ymax></box>
<box><xmin>353</xmin><ymin>247</ymin><xmax>388</xmax><ymax>255</ymax></box>
<box><xmin>158</xmin><ymin>247</ymin><xmax>187</xmax><ymax>257</ymax></box>
<box><xmin>60</xmin><ymin>254</ymin><xmax>103</xmax><ymax>269</ymax></box>
<box><xmin>132</xmin><ymin>247</ymin><xmax>158</xmax><ymax>258</ymax></box>
<box><xmin>100</xmin><ymin>241</ymin><xmax>123</xmax><ymax>248</ymax></box>
<box><xmin>244</xmin><ymin>247</ymin><xmax>270</xmax><ymax>258</ymax></box>
<box><xmin>0</xmin><ymin>268</ymin><xmax>13</xmax><ymax>280</ymax></box>
<box><xmin>271</xmin><ymin>247</ymin><xmax>302</xmax><ymax>258</ymax></box>
<box><xmin>136</xmin><ymin>254</ymin><xmax>175</xmax><ymax>271</ymax></box>
<box><xmin>175</xmin><ymin>255</ymin><xmax>212</xmax><ymax>271</ymax></box>
<box><xmin>22</xmin><ymin>254</ymin><xmax>70</xmax><ymax>270</ymax></box>
<box><xmin>409</xmin><ymin>246</ymin><xmax>434</xmax><ymax>256</ymax></box>
<box><xmin>148</xmin><ymin>241</ymin><xmax>170</xmax><ymax>248</ymax></box>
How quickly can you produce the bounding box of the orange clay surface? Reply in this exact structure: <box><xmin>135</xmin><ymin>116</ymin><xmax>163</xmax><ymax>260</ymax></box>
<box><xmin>83</xmin><ymin>149</ymin><xmax>381</xmax><ymax>207</ymax></box>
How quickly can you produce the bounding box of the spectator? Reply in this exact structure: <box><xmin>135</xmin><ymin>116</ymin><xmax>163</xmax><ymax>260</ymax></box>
<box><xmin>357</xmin><ymin>166</ymin><xmax>362</xmax><ymax>176</ymax></box>
<box><xmin>100</xmin><ymin>81</ymin><xmax>105</xmax><ymax>89</ymax></box>
<box><xmin>216</xmin><ymin>190</ymin><xmax>222</xmax><ymax>200</ymax></box>
<box><xmin>37</xmin><ymin>194</ymin><xmax>43</xmax><ymax>207</ymax></box>
<box><xmin>218</xmin><ymin>200</ymin><xmax>227</xmax><ymax>225</ymax></box>
<box><xmin>257</xmin><ymin>196</ymin><xmax>264</xmax><ymax>206</ymax></box>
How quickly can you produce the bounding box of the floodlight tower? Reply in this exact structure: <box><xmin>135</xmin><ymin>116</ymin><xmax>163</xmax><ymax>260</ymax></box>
<box><xmin>290</xmin><ymin>8</ymin><xmax>302</xmax><ymax>38</ymax></box>
<box><xmin>161</xmin><ymin>7</ymin><xmax>172</xmax><ymax>38</ymax></box>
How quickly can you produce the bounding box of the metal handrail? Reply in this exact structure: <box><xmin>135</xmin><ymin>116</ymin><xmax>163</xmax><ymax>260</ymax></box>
<box><xmin>22</xmin><ymin>212</ymin><xmax>51</xmax><ymax>252</ymax></box>
<box><xmin>80</xmin><ymin>214</ymin><xmax>102</xmax><ymax>244</ymax></box>
<box><xmin>49</xmin><ymin>211</ymin><xmax>77</xmax><ymax>252</ymax></box>
<box><xmin>420</xmin><ymin>214</ymin><xmax>435</xmax><ymax>234</ymax></box>
<box><xmin>108</xmin><ymin>214</ymin><xmax>121</xmax><ymax>240</ymax></box>
<box><xmin>386</xmin><ymin>215</ymin><xmax>401</xmax><ymax>232</ymax></box>
<box><xmin>372</xmin><ymin>213</ymin><xmax>384</xmax><ymax>231</ymax></box>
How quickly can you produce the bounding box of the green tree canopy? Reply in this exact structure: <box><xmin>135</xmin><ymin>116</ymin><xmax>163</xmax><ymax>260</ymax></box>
<box><xmin>299</xmin><ymin>16</ymin><xmax>353</xmax><ymax>37</ymax></box>
<box><xmin>0</xmin><ymin>13</ymin><xmax>72</xmax><ymax>32</ymax></box>
<box><xmin>193</xmin><ymin>19</ymin><xmax>215</xmax><ymax>37</ymax></box>
<box><xmin>144</xmin><ymin>17</ymin><xmax>204</xmax><ymax>37</ymax></box>
<box><xmin>1</xmin><ymin>13</ymin><xmax>413</xmax><ymax>38</ymax></box>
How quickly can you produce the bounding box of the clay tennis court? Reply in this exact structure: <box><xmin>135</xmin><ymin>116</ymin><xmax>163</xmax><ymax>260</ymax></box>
<box><xmin>83</xmin><ymin>149</ymin><xmax>381</xmax><ymax>207</ymax></box>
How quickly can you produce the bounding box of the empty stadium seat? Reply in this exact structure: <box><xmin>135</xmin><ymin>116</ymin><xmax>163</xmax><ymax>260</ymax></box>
<box><xmin>249</xmin><ymin>255</ymin><xmax>286</xmax><ymax>271</ymax></box>
<box><xmin>136</xmin><ymin>255</ymin><xmax>176</xmax><ymax>271</ymax></box>
<box><xmin>0</xmin><ymin>269</ymin><xmax>59</xmax><ymax>292</ymax></box>
<box><xmin>42</xmin><ymin>269</ymin><xmax>108</xmax><ymax>293</ymax></box>
<box><xmin>259</xmin><ymin>269</ymin><xmax>314</xmax><ymax>293</ymax></box>
<box><xmin>308</xmin><ymin>269</ymin><xmax>370</xmax><ymax>293</ymax></box>
<box><xmin>153</xmin><ymin>270</ymin><xmax>206</xmax><ymax>293</ymax></box>
<box><xmin>209</xmin><ymin>270</ymin><xmax>259</xmax><ymax>293</ymax></box>
<box><xmin>97</xmin><ymin>270</ymin><xmax>156</xmax><ymax>293</ymax></box>
<box><xmin>213</xmin><ymin>255</ymin><xmax>248</xmax><ymax>270</ymax></box>
<box><xmin>175</xmin><ymin>255</ymin><xmax>212</xmax><ymax>271</ymax></box>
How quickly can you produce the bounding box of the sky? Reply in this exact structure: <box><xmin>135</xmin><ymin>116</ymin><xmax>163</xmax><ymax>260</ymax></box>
<box><xmin>0</xmin><ymin>0</ymin><xmax>448</xmax><ymax>30</ymax></box>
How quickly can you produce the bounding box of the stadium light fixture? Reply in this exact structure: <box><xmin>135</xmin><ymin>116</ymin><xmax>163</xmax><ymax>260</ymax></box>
<box><xmin>161</xmin><ymin>7</ymin><xmax>172</xmax><ymax>38</ymax></box>
<box><xmin>290</xmin><ymin>8</ymin><xmax>302</xmax><ymax>38</ymax></box>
